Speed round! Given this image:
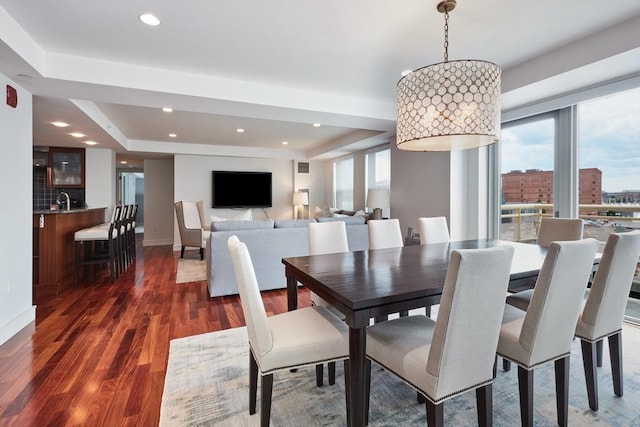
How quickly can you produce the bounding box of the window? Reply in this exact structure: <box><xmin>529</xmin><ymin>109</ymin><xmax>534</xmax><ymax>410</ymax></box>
<box><xmin>578</xmin><ymin>88</ymin><xmax>640</xmax><ymax>324</ymax></box>
<box><xmin>500</xmin><ymin>115</ymin><xmax>556</xmax><ymax>242</ymax></box>
<box><xmin>496</xmin><ymin>84</ymin><xmax>640</xmax><ymax>324</ymax></box>
<box><xmin>333</xmin><ymin>157</ymin><xmax>354</xmax><ymax>210</ymax></box>
<box><xmin>365</xmin><ymin>148</ymin><xmax>391</xmax><ymax>217</ymax></box>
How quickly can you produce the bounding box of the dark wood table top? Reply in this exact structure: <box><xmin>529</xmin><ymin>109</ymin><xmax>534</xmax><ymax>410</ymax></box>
<box><xmin>283</xmin><ymin>239</ymin><xmax>548</xmax><ymax>325</ymax></box>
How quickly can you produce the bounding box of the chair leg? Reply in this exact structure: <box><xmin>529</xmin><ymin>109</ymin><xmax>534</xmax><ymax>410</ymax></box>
<box><xmin>517</xmin><ymin>366</ymin><xmax>534</xmax><ymax>427</ymax></box>
<box><xmin>328</xmin><ymin>361</ymin><xmax>336</xmax><ymax>385</ymax></box>
<box><xmin>476</xmin><ymin>383</ymin><xmax>493</xmax><ymax>427</ymax></box>
<box><xmin>74</xmin><ymin>240</ymin><xmax>81</xmax><ymax>287</ymax></box>
<box><xmin>200</xmin><ymin>247</ymin><xmax>204</xmax><ymax>261</ymax></box>
<box><xmin>364</xmin><ymin>359</ymin><xmax>370</xmax><ymax>426</ymax></box>
<box><xmin>503</xmin><ymin>358</ymin><xmax>511</xmax><ymax>372</ymax></box>
<box><xmin>555</xmin><ymin>356</ymin><xmax>570</xmax><ymax>427</ymax></box>
<box><xmin>596</xmin><ymin>339</ymin><xmax>603</xmax><ymax>367</ymax></box>
<box><xmin>181</xmin><ymin>245</ymin><xmax>185</xmax><ymax>258</ymax></box>
<box><xmin>261</xmin><ymin>374</ymin><xmax>273</xmax><ymax>427</ymax></box>
<box><xmin>249</xmin><ymin>351</ymin><xmax>258</xmax><ymax>415</ymax></box>
<box><xmin>344</xmin><ymin>360</ymin><xmax>351</xmax><ymax>427</ymax></box>
<box><xmin>492</xmin><ymin>356</ymin><xmax>497</xmax><ymax>379</ymax></box>
<box><xmin>608</xmin><ymin>332</ymin><xmax>623</xmax><ymax>397</ymax></box>
<box><xmin>315</xmin><ymin>364</ymin><xmax>324</xmax><ymax>387</ymax></box>
<box><xmin>108</xmin><ymin>238</ymin><xmax>117</xmax><ymax>280</ymax></box>
<box><xmin>417</xmin><ymin>391</ymin><xmax>426</xmax><ymax>404</ymax></box>
<box><xmin>426</xmin><ymin>400</ymin><xmax>444</xmax><ymax>427</ymax></box>
<box><xmin>580</xmin><ymin>339</ymin><xmax>599</xmax><ymax>411</ymax></box>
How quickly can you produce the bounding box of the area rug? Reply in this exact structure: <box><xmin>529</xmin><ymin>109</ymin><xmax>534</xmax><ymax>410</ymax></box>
<box><xmin>160</xmin><ymin>324</ymin><xmax>640</xmax><ymax>426</ymax></box>
<box><xmin>176</xmin><ymin>258</ymin><xmax>207</xmax><ymax>284</ymax></box>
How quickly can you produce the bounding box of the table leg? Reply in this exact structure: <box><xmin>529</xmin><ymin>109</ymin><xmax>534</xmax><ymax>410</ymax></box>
<box><xmin>348</xmin><ymin>326</ymin><xmax>366</xmax><ymax>427</ymax></box>
<box><xmin>286</xmin><ymin>275</ymin><xmax>298</xmax><ymax>311</ymax></box>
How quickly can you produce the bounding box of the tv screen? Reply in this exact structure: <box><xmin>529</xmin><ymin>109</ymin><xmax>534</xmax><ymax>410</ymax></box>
<box><xmin>212</xmin><ymin>171</ymin><xmax>272</xmax><ymax>208</ymax></box>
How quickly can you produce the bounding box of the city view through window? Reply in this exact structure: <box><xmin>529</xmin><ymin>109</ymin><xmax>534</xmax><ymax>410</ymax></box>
<box><xmin>500</xmin><ymin>87</ymin><xmax>640</xmax><ymax>321</ymax></box>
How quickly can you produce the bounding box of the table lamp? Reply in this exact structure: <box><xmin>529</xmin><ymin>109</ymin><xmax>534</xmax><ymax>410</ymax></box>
<box><xmin>292</xmin><ymin>192</ymin><xmax>309</xmax><ymax>219</ymax></box>
<box><xmin>367</xmin><ymin>189</ymin><xmax>389</xmax><ymax>220</ymax></box>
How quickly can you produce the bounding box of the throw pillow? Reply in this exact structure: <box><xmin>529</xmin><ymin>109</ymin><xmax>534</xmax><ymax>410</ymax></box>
<box><xmin>313</xmin><ymin>206</ymin><xmax>333</xmax><ymax>218</ymax></box>
<box><xmin>210</xmin><ymin>209</ymin><xmax>252</xmax><ymax>223</ymax></box>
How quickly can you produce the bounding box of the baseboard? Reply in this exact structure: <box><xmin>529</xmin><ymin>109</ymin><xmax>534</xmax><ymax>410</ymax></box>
<box><xmin>142</xmin><ymin>238</ymin><xmax>174</xmax><ymax>247</ymax></box>
<box><xmin>0</xmin><ymin>305</ymin><xmax>36</xmax><ymax>346</ymax></box>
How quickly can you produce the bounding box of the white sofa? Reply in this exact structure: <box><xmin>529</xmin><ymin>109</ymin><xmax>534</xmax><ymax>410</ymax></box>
<box><xmin>206</xmin><ymin>217</ymin><xmax>369</xmax><ymax>297</ymax></box>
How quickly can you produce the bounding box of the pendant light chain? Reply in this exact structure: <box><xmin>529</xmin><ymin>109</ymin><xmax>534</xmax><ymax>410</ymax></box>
<box><xmin>443</xmin><ymin>10</ymin><xmax>449</xmax><ymax>63</ymax></box>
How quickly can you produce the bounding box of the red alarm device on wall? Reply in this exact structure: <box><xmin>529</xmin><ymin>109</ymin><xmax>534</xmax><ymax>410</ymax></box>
<box><xmin>6</xmin><ymin>84</ymin><xmax>18</xmax><ymax>108</ymax></box>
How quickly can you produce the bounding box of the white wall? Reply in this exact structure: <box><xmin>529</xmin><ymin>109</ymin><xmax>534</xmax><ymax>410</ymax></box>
<box><xmin>390</xmin><ymin>145</ymin><xmax>451</xmax><ymax>238</ymax></box>
<box><xmin>450</xmin><ymin>147</ymin><xmax>489</xmax><ymax>241</ymax></box>
<box><xmin>0</xmin><ymin>73</ymin><xmax>36</xmax><ymax>345</ymax></box>
<box><xmin>292</xmin><ymin>160</ymin><xmax>326</xmax><ymax>219</ymax></box>
<box><xmin>173</xmin><ymin>154</ymin><xmax>328</xmax><ymax>249</ymax></box>
<box><xmin>143</xmin><ymin>158</ymin><xmax>175</xmax><ymax>246</ymax></box>
<box><xmin>85</xmin><ymin>148</ymin><xmax>116</xmax><ymax>222</ymax></box>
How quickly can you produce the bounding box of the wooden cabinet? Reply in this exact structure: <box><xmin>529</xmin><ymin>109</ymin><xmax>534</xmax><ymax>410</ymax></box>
<box><xmin>48</xmin><ymin>147</ymin><xmax>85</xmax><ymax>188</ymax></box>
<box><xmin>32</xmin><ymin>208</ymin><xmax>105</xmax><ymax>300</ymax></box>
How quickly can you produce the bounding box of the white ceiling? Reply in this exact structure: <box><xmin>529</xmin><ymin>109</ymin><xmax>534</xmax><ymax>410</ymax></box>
<box><xmin>1</xmin><ymin>1</ymin><xmax>639</xmax><ymax>167</ymax></box>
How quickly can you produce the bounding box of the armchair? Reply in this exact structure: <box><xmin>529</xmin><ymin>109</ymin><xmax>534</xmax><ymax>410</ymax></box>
<box><xmin>174</xmin><ymin>201</ymin><xmax>210</xmax><ymax>260</ymax></box>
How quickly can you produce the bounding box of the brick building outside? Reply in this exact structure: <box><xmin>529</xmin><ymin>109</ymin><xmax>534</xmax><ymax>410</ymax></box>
<box><xmin>502</xmin><ymin>167</ymin><xmax>602</xmax><ymax>204</ymax></box>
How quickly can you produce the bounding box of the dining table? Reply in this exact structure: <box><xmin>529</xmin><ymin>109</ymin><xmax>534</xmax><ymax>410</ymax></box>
<box><xmin>282</xmin><ymin>238</ymin><xmax>555</xmax><ymax>427</ymax></box>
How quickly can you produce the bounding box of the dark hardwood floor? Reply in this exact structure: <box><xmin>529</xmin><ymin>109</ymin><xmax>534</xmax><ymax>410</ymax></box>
<box><xmin>0</xmin><ymin>235</ymin><xmax>310</xmax><ymax>426</ymax></box>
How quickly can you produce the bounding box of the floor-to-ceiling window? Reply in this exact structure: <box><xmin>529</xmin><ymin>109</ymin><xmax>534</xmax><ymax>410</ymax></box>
<box><xmin>495</xmin><ymin>82</ymin><xmax>640</xmax><ymax>323</ymax></box>
<box><xmin>333</xmin><ymin>157</ymin><xmax>354</xmax><ymax>210</ymax></box>
<box><xmin>578</xmin><ymin>87</ymin><xmax>640</xmax><ymax>323</ymax></box>
<box><xmin>365</xmin><ymin>148</ymin><xmax>391</xmax><ymax>217</ymax></box>
<box><xmin>500</xmin><ymin>114</ymin><xmax>556</xmax><ymax>242</ymax></box>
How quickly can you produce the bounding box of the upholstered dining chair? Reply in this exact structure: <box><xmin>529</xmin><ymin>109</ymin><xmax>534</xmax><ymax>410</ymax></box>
<box><xmin>365</xmin><ymin>245</ymin><xmax>515</xmax><ymax>427</ymax></box>
<box><xmin>308</xmin><ymin>221</ymin><xmax>349</xmax><ymax>315</ymax></box>
<box><xmin>368</xmin><ymin>219</ymin><xmax>404</xmax><ymax>250</ymax></box>
<box><xmin>308</xmin><ymin>220</ymin><xmax>349</xmax><ymax>386</ymax></box>
<box><xmin>368</xmin><ymin>218</ymin><xmax>414</xmax><ymax>319</ymax></box>
<box><xmin>174</xmin><ymin>201</ymin><xmax>210</xmax><ymax>260</ymax></box>
<box><xmin>574</xmin><ymin>230</ymin><xmax>640</xmax><ymax>411</ymax></box>
<box><xmin>418</xmin><ymin>216</ymin><xmax>450</xmax><ymax>245</ymax></box>
<box><xmin>536</xmin><ymin>217</ymin><xmax>584</xmax><ymax>247</ymax></box>
<box><xmin>506</xmin><ymin>216</ymin><xmax>585</xmax><ymax>310</ymax></box>
<box><xmin>227</xmin><ymin>236</ymin><xmax>349</xmax><ymax>426</ymax></box>
<box><xmin>498</xmin><ymin>238</ymin><xmax>599</xmax><ymax>427</ymax></box>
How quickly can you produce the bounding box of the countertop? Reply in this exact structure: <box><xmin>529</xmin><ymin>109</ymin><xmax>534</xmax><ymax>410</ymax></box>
<box><xmin>33</xmin><ymin>206</ymin><xmax>107</xmax><ymax>215</ymax></box>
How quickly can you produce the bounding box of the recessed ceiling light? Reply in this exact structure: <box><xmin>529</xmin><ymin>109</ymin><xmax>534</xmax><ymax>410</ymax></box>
<box><xmin>169</xmin><ymin>133</ymin><xmax>177</xmax><ymax>138</ymax></box>
<box><xmin>236</xmin><ymin>128</ymin><xmax>245</xmax><ymax>133</ymax></box>
<box><xmin>70</xmin><ymin>132</ymin><xmax>85</xmax><ymax>138</ymax></box>
<box><xmin>401</xmin><ymin>69</ymin><xmax>413</xmax><ymax>76</ymax></box>
<box><xmin>139</xmin><ymin>13</ymin><xmax>160</xmax><ymax>26</ymax></box>
<box><xmin>313</xmin><ymin>123</ymin><xmax>321</xmax><ymax>127</ymax></box>
<box><xmin>120</xmin><ymin>161</ymin><xmax>128</xmax><ymax>164</ymax></box>
<box><xmin>162</xmin><ymin>107</ymin><xmax>173</xmax><ymax>112</ymax></box>
<box><xmin>282</xmin><ymin>141</ymin><xmax>289</xmax><ymax>145</ymax></box>
<box><xmin>84</xmin><ymin>140</ymin><xmax>97</xmax><ymax>145</ymax></box>
<box><xmin>51</xmin><ymin>121</ymin><xmax>69</xmax><ymax>127</ymax></box>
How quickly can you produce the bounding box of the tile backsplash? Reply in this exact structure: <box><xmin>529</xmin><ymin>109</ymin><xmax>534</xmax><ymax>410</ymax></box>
<box><xmin>33</xmin><ymin>166</ymin><xmax>85</xmax><ymax>210</ymax></box>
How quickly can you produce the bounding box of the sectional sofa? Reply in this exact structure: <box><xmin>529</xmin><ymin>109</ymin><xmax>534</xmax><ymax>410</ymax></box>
<box><xmin>206</xmin><ymin>216</ymin><xmax>369</xmax><ymax>297</ymax></box>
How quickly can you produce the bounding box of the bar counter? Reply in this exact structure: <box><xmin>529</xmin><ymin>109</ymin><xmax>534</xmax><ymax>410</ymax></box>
<box><xmin>33</xmin><ymin>207</ymin><xmax>107</xmax><ymax>300</ymax></box>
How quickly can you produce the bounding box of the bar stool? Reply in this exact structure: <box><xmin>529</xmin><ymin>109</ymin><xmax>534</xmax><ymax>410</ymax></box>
<box><xmin>74</xmin><ymin>205</ymin><xmax>122</xmax><ymax>284</ymax></box>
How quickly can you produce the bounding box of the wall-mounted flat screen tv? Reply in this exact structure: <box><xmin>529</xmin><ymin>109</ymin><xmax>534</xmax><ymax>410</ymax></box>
<box><xmin>212</xmin><ymin>170</ymin><xmax>272</xmax><ymax>208</ymax></box>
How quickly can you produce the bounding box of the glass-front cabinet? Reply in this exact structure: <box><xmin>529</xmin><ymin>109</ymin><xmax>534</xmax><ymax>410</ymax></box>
<box><xmin>48</xmin><ymin>147</ymin><xmax>85</xmax><ymax>188</ymax></box>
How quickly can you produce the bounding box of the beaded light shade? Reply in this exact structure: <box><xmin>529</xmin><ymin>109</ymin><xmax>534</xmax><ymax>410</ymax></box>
<box><xmin>396</xmin><ymin>0</ymin><xmax>501</xmax><ymax>151</ymax></box>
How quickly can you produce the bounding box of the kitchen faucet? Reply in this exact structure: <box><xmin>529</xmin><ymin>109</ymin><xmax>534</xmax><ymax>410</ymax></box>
<box><xmin>56</xmin><ymin>191</ymin><xmax>70</xmax><ymax>211</ymax></box>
